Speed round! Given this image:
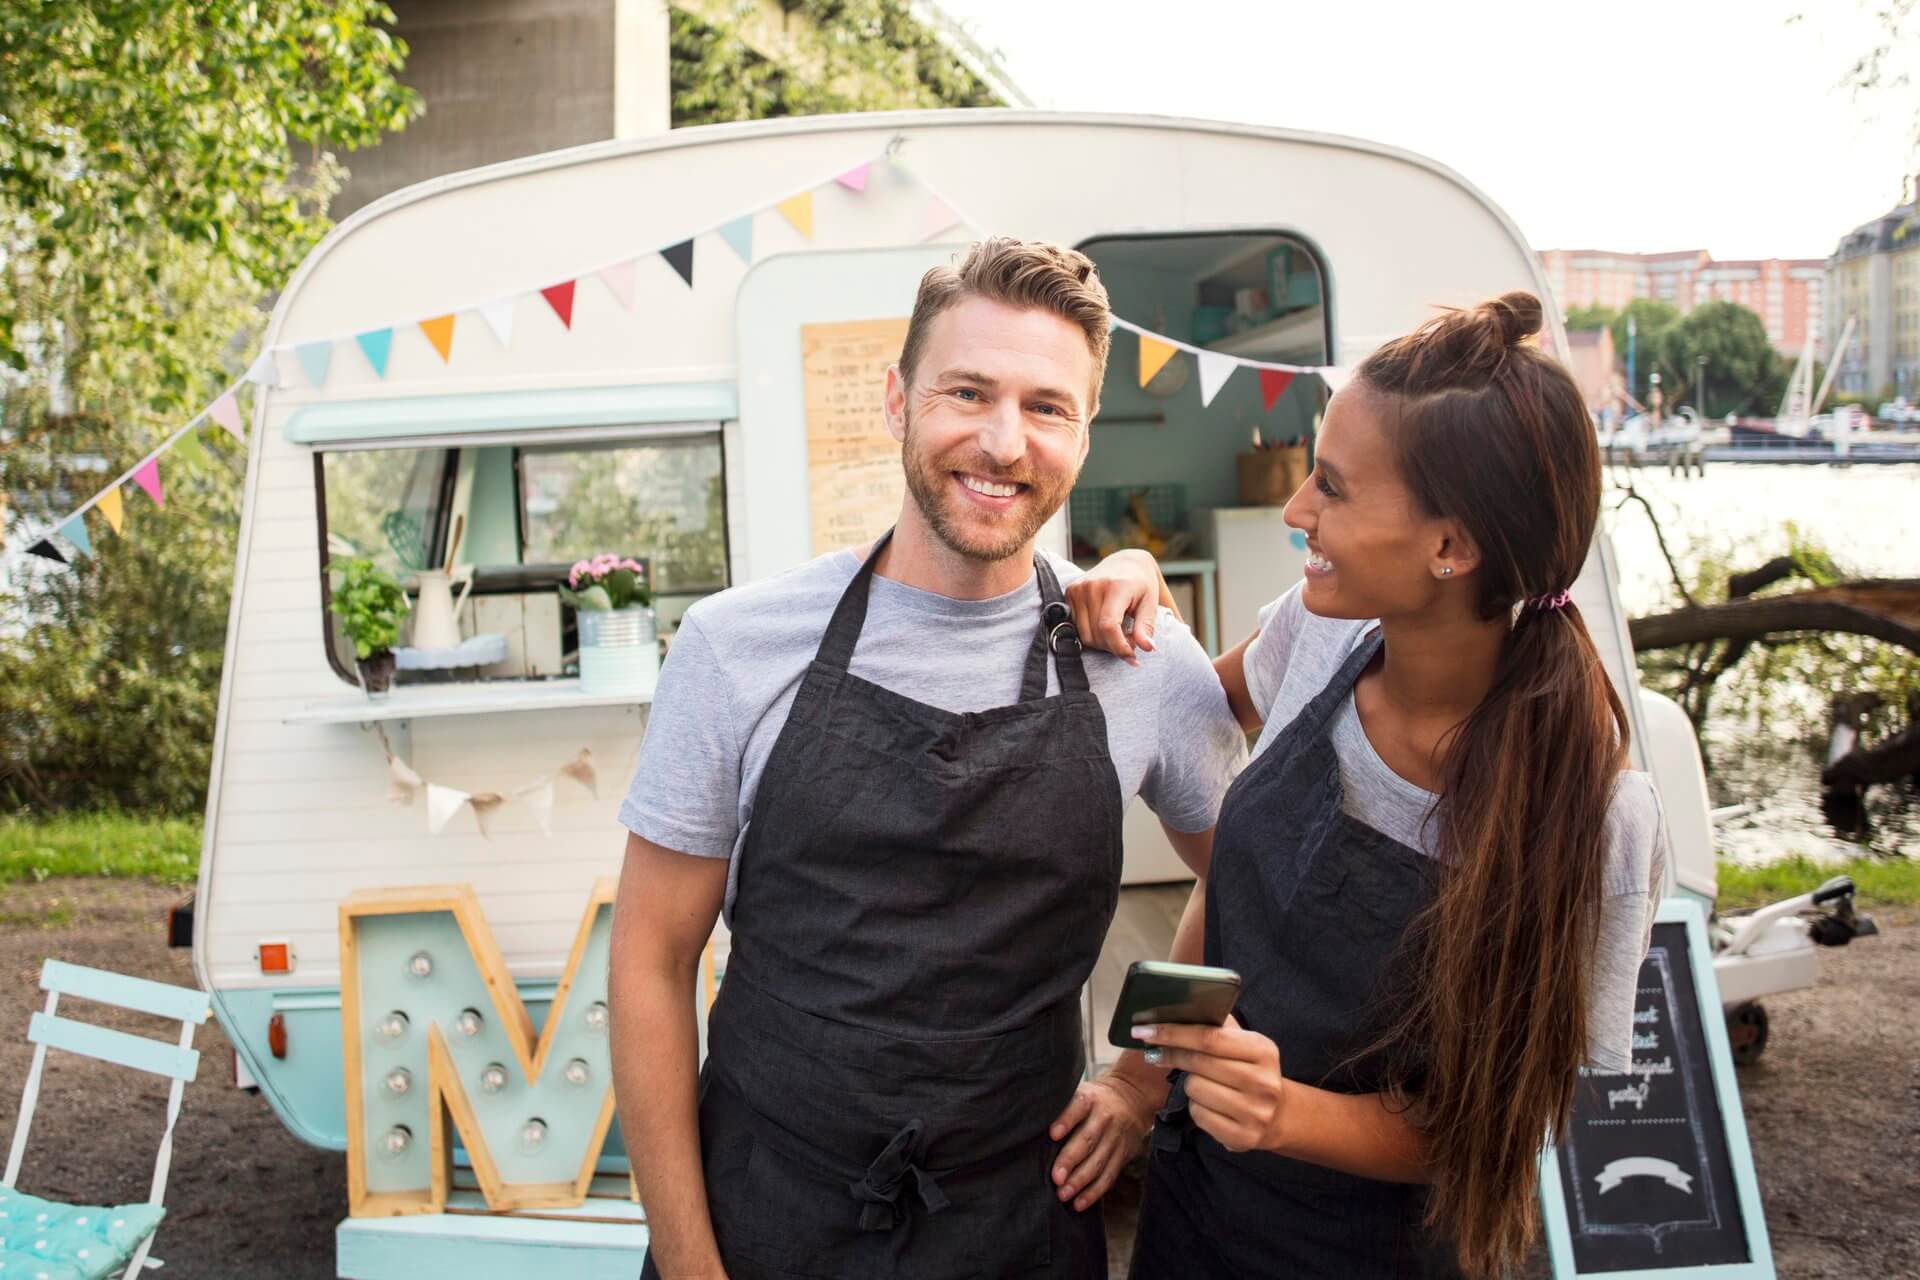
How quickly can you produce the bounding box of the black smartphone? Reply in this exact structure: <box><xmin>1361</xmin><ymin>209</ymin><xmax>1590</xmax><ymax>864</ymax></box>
<box><xmin>1106</xmin><ymin>960</ymin><xmax>1242</xmax><ymax>1051</ymax></box>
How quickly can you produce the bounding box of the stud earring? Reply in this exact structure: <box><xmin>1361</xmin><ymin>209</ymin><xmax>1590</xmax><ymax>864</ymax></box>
<box><xmin>1440</xmin><ymin>566</ymin><xmax>1454</xmax><ymax>577</ymax></box>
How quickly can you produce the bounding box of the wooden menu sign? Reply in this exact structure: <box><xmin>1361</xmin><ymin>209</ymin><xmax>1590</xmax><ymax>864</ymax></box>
<box><xmin>802</xmin><ymin>317</ymin><xmax>910</xmax><ymax>555</ymax></box>
<box><xmin>1540</xmin><ymin>898</ymin><xmax>1775</xmax><ymax>1279</ymax></box>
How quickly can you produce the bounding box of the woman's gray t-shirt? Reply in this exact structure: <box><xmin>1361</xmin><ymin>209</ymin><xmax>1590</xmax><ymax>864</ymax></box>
<box><xmin>1241</xmin><ymin>584</ymin><xmax>1665</xmax><ymax>1073</ymax></box>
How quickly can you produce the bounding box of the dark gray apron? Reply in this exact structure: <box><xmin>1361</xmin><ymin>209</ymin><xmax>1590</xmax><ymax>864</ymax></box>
<box><xmin>642</xmin><ymin>532</ymin><xmax>1123</xmax><ymax>1280</ymax></box>
<box><xmin>1129</xmin><ymin>633</ymin><xmax>1466</xmax><ymax>1279</ymax></box>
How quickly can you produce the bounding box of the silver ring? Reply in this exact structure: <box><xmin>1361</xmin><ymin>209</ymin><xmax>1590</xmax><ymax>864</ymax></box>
<box><xmin>1049</xmin><ymin>621</ymin><xmax>1082</xmax><ymax>654</ymax></box>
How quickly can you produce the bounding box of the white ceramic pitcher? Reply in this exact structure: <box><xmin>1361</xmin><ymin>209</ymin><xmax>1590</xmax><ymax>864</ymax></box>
<box><xmin>410</xmin><ymin>565</ymin><xmax>475</xmax><ymax>651</ymax></box>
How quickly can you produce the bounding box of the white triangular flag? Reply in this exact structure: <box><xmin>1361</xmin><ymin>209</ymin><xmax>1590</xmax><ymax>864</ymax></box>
<box><xmin>1319</xmin><ymin>366</ymin><xmax>1353</xmax><ymax>394</ymax></box>
<box><xmin>427</xmin><ymin>784</ymin><xmax>469</xmax><ymax>835</ymax></box>
<box><xmin>479</xmin><ymin>299</ymin><xmax>517</xmax><ymax>347</ymax></box>
<box><xmin>469</xmin><ymin>792</ymin><xmax>504</xmax><ymax>838</ymax></box>
<box><xmin>388</xmin><ymin>755</ymin><xmax>424</xmax><ymax>805</ymax></box>
<box><xmin>245</xmin><ymin>351</ymin><xmax>280</xmax><ymax>388</ymax></box>
<box><xmin>520</xmin><ymin>780</ymin><xmax>555</xmax><ymax>837</ymax></box>
<box><xmin>1197</xmin><ymin>352</ymin><xmax>1238</xmax><ymax>407</ymax></box>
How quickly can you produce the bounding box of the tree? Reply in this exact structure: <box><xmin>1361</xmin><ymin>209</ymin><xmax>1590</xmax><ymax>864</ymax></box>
<box><xmin>1659</xmin><ymin>300</ymin><xmax>1784</xmax><ymax>418</ymax></box>
<box><xmin>1609</xmin><ymin>298</ymin><xmax>1681</xmax><ymax>402</ymax></box>
<box><xmin>1564</xmin><ymin>303</ymin><xmax>1617</xmax><ymax>332</ymax></box>
<box><xmin>0</xmin><ymin>2</ymin><xmax>420</xmax><ymax>812</ymax></box>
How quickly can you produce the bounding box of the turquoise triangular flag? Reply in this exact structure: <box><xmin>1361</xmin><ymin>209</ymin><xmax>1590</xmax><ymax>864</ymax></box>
<box><xmin>296</xmin><ymin>341</ymin><xmax>332</xmax><ymax>387</ymax></box>
<box><xmin>58</xmin><ymin>514</ymin><xmax>92</xmax><ymax>558</ymax></box>
<box><xmin>356</xmin><ymin>328</ymin><xmax>393</xmax><ymax>377</ymax></box>
<box><xmin>718</xmin><ymin>216</ymin><xmax>754</xmax><ymax>263</ymax></box>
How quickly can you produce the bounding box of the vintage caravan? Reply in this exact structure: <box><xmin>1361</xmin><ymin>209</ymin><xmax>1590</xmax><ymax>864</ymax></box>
<box><xmin>192</xmin><ymin>110</ymin><xmax>1848</xmax><ymax>1276</ymax></box>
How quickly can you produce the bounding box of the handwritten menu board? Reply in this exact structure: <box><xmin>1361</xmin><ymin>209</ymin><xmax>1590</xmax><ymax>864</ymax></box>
<box><xmin>1551</xmin><ymin>920</ymin><xmax>1755</xmax><ymax>1274</ymax></box>
<box><xmin>801</xmin><ymin>317</ymin><xmax>911</xmax><ymax>555</ymax></box>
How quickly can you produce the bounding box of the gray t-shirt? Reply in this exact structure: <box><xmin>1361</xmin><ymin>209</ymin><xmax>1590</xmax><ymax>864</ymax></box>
<box><xmin>620</xmin><ymin>549</ymin><xmax>1248</xmax><ymax>920</ymax></box>
<box><xmin>1242</xmin><ymin>584</ymin><xmax>1666</xmax><ymax>1073</ymax></box>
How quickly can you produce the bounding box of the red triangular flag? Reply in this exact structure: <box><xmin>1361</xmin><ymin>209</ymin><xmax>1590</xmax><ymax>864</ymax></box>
<box><xmin>540</xmin><ymin>281</ymin><xmax>576</xmax><ymax>329</ymax></box>
<box><xmin>132</xmin><ymin>457</ymin><xmax>165</xmax><ymax>508</ymax></box>
<box><xmin>1258</xmin><ymin>370</ymin><xmax>1296</xmax><ymax>411</ymax></box>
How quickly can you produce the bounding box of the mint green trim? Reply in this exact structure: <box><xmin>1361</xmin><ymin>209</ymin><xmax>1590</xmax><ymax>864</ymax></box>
<box><xmin>41</xmin><ymin>959</ymin><xmax>210</xmax><ymax>1024</ymax></box>
<box><xmin>336</xmin><ymin>1212</ymin><xmax>648</xmax><ymax>1277</ymax></box>
<box><xmin>1538</xmin><ymin>897</ymin><xmax>1776</xmax><ymax>1279</ymax></box>
<box><xmin>283</xmin><ymin>382</ymin><xmax>737</xmax><ymax>445</ymax></box>
<box><xmin>29</xmin><ymin>1012</ymin><xmax>200</xmax><ymax>1081</ymax></box>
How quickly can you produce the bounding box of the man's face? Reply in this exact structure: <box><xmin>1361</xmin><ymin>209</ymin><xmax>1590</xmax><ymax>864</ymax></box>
<box><xmin>885</xmin><ymin>296</ymin><xmax>1096</xmax><ymax>563</ymax></box>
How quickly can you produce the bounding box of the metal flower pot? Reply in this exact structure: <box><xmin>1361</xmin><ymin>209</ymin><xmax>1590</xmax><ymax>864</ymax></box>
<box><xmin>577</xmin><ymin>606</ymin><xmax>659</xmax><ymax>697</ymax></box>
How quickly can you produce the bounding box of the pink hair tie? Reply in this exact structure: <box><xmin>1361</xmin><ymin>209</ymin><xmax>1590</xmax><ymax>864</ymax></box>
<box><xmin>1530</xmin><ymin>588</ymin><xmax>1572</xmax><ymax>612</ymax></box>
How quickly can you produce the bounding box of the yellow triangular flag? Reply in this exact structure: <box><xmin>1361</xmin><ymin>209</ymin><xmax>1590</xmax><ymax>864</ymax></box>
<box><xmin>1138</xmin><ymin>335</ymin><xmax>1178</xmax><ymax>387</ymax></box>
<box><xmin>777</xmin><ymin>192</ymin><xmax>814</xmax><ymax>240</ymax></box>
<box><xmin>420</xmin><ymin>314</ymin><xmax>456</xmax><ymax>362</ymax></box>
<box><xmin>97</xmin><ymin>485</ymin><xmax>124</xmax><ymax>535</ymax></box>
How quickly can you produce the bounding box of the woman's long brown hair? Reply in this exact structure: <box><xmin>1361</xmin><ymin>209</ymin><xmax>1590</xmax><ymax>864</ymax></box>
<box><xmin>1356</xmin><ymin>292</ymin><xmax>1629</xmax><ymax>1276</ymax></box>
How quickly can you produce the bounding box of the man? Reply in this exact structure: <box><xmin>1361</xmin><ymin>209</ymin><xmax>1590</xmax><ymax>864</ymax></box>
<box><xmin>610</xmin><ymin>238</ymin><xmax>1245</xmax><ymax>1279</ymax></box>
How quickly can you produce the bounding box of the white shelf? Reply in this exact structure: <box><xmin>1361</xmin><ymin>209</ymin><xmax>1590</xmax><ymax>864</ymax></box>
<box><xmin>285</xmin><ymin>678</ymin><xmax>650</xmax><ymax>725</ymax></box>
<box><xmin>1207</xmin><ymin>307</ymin><xmax>1325</xmax><ymax>362</ymax></box>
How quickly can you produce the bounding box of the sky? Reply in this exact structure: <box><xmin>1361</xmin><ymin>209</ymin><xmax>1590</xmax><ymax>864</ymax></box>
<box><xmin>937</xmin><ymin>0</ymin><xmax>1919</xmax><ymax>261</ymax></box>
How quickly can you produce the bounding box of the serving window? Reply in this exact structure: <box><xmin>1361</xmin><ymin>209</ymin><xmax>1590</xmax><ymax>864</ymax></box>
<box><xmin>315</xmin><ymin>429</ymin><xmax>728</xmax><ymax>687</ymax></box>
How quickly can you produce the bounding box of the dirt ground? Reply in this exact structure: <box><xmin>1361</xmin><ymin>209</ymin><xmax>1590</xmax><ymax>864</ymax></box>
<box><xmin>0</xmin><ymin>878</ymin><xmax>1911</xmax><ymax>1279</ymax></box>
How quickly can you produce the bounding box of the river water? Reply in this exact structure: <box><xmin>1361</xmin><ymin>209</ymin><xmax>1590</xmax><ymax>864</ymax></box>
<box><xmin>1603</xmin><ymin>462</ymin><xmax>1920</xmax><ymax>864</ymax></box>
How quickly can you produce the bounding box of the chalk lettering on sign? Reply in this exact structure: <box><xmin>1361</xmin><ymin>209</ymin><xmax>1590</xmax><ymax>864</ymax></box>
<box><xmin>1631</xmin><ymin>1030</ymin><xmax>1661</xmax><ymax>1051</ymax></box>
<box><xmin>1632</xmin><ymin>1005</ymin><xmax>1660</xmax><ymax>1025</ymax></box>
<box><xmin>1631</xmin><ymin>1055</ymin><xmax>1676</xmax><ymax>1081</ymax></box>
<box><xmin>802</xmin><ymin>317</ymin><xmax>913</xmax><ymax>557</ymax></box>
<box><xmin>1606</xmin><ymin>1081</ymin><xmax>1652</xmax><ymax>1113</ymax></box>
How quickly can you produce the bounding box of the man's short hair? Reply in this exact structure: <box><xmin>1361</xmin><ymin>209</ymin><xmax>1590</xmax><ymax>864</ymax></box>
<box><xmin>898</xmin><ymin>238</ymin><xmax>1112</xmax><ymax>415</ymax></box>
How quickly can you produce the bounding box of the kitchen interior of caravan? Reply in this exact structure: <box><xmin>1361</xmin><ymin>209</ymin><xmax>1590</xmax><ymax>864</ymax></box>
<box><xmin>313</xmin><ymin>231</ymin><xmax>1330</xmax><ymax>688</ymax></box>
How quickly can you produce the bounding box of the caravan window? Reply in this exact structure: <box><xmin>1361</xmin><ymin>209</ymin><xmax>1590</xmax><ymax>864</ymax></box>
<box><xmin>317</xmin><ymin>432</ymin><xmax>728</xmax><ymax>685</ymax></box>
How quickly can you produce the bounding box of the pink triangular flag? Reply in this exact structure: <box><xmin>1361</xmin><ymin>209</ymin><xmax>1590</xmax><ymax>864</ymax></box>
<box><xmin>597</xmin><ymin>261</ymin><xmax>637</xmax><ymax>311</ymax></box>
<box><xmin>132</xmin><ymin>457</ymin><xmax>164</xmax><ymax>508</ymax></box>
<box><xmin>209</xmin><ymin>392</ymin><xmax>244</xmax><ymax>441</ymax></box>
<box><xmin>834</xmin><ymin>163</ymin><xmax>870</xmax><ymax>193</ymax></box>
<box><xmin>920</xmin><ymin>193</ymin><xmax>960</xmax><ymax>241</ymax></box>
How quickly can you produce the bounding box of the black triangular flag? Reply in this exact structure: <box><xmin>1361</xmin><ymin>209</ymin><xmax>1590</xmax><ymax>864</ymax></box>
<box><xmin>26</xmin><ymin>538</ymin><xmax>67</xmax><ymax>565</ymax></box>
<box><xmin>660</xmin><ymin>238</ymin><xmax>694</xmax><ymax>288</ymax></box>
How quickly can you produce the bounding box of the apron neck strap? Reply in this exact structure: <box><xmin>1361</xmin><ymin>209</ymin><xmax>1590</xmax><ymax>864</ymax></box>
<box><xmin>814</xmin><ymin>531</ymin><xmax>1088</xmax><ymax>700</ymax></box>
<box><xmin>1297</xmin><ymin>628</ymin><xmax>1383</xmax><ymax>736</ymax></box>
<box><xmin>1025</xmin><ymin>554</ymin><xmax>1089</xmax><ymax>699</ymax></box>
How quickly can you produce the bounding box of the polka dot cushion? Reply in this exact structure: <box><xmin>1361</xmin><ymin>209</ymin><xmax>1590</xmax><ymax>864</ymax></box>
<box><xmin>0</xmin><ymin>1188</ymin><xmax>164</xmax><ymax>1280</ymax></box>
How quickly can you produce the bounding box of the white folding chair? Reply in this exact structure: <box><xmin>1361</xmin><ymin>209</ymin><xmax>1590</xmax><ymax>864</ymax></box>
<box><xmin>3</xmin><ymin>959</ymin><xmax>211</xmax><ymax>1276</ymax></box>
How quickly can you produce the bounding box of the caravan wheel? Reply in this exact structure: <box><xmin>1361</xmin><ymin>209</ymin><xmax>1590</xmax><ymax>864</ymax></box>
<box><xmin>1726</xmin><ymin>1001</ymin><xmax>1770</xmax><ymax>1065</ymax></box>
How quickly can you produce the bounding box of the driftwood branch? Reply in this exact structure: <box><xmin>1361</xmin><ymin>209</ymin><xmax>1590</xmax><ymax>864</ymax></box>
<box><xmin>1628</xmin><ymin>579</ymin><xmax>1920</xmax><ymax>655</ymax></box>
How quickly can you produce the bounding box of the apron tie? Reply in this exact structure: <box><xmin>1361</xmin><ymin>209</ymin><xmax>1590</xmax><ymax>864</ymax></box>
<box><xmin>848</xmin><ymin>1120</ymin><xmax>951</xmax><ymax>1231</ymax></box>
<box><xmin>1150</xmin><ymin>1072</ymin><xmax>1196</xmax><ymax>1154</ymax></box>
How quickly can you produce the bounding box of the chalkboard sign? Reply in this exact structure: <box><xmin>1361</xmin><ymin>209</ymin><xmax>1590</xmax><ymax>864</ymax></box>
<box><xmin>1540</xmin><ymin>898</ymin><xmax>1775</xmax><ymax>1279</ymax></box>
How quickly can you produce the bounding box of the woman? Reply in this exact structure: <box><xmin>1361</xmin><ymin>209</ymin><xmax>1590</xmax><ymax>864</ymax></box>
<box><xmin>1055</xmin><ymin>293</ymin><xmax>1666</xmax><ymax>1277</ymax></box>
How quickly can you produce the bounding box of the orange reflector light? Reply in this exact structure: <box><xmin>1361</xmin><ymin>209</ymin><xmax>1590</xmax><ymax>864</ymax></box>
<box><xmin>257</xmin><ymin>941</ymin><xmax>292</xmax><ymax>974</ymax></box>
<box><xmin>268</xmin><ymin>1013</ymin><xmax>288</xmax><ymax>1059</ymax></box>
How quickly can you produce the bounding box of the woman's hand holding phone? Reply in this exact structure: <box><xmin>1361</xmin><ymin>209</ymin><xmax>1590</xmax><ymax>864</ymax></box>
<box><xmin>1137</xmin><ymin>1015</ymin><xmax>1289</xmax><ymax>1155</ymax></box>
<box><xmin>1045</xmin><ymin>1062</ymin><xmax>1162</xmax><ymax>1212</ymax></box>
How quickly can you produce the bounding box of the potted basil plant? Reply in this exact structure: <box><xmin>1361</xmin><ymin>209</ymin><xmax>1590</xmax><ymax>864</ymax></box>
<box><xmin>330</xmin><ymin>556</ymin><xmax>408</xmax><ymax>697</ymax></box>
<box><xmin>560</xmin><ymin>555</ymin><xmax>658</xmax><ymax>696</ymax></box>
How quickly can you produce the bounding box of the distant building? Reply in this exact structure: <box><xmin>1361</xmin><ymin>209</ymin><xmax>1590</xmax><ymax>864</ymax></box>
<box><xmin>1825</xmin><ymin>175</ymin><xmax>1920</xmax><ymax>401</ymax></box>
<box><xmin>1560</xmin><ymin>325</ymin><xmax>1618</xmax><ymax>414</ymax></box>
<box><xmin>1537</xmin><ymin>247</ymin><xmax>1825</xmax><ymax>359</ymax></box>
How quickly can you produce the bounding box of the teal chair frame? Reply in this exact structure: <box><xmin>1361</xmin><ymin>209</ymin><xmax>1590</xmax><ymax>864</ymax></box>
<box><xmin>3</xmin><ymin>960</ymin><xmax>211</xmax><ymax>1276</ymax></box>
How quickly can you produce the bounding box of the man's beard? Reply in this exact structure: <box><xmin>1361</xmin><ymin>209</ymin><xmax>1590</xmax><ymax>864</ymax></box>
<box><xmin>900</xmin><ymin>414</ymin><xmax>1076</xmax><ymax>564</ymax></box>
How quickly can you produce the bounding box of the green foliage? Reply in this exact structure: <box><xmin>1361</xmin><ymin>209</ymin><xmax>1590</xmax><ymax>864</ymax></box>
<box><xmin>1609</xmin><ymin>299</ymin><xmax>1682</xmax><ymax>400</ymax></box>
<box><xmin>670</xmin><ymin>0</ymin><xmax>1001</xmax><ymax>125</ymax></box>
<box><xmin>328</xmin><ymin>558</ymin><xmax>406</xmax><ymax>659</ymax></box>
<box><xmin>0</xmin><ymin>812</ymin><xmax>199</xmax><ymax>885</ymax></box>
<box><xmin>1</xmin><ymin>1</ymin><xmax>416</xmax><ymax>815</ymax></box>
<box><xmin>1661</xmin><ymin>301</ymin><xmax>1785</xmax><ymax>418</ymax></box>
<box><xmin>1564</xmin><ymin>303</ymin><xmax>1617</xmax><ymax>332</ymax></box>
<box><xmin>1714</xmin><ymin>853</ymin><xmax>1920</xmax><ymax>909</ymax></box>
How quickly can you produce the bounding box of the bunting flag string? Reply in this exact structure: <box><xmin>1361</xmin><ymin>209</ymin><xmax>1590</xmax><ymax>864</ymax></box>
<box><xmin>9</xmin><ymin>138</ymin><xmax>1352</xmax><ymax>572</ymax></box>
<box><xmin>377</xmin><ymin>724</ymin><xmax>597</xmax><ymax>838</ymax></box>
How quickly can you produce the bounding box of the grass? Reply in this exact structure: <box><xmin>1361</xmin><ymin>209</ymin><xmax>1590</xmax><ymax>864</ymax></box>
<box><xmin>0</xmin><ymin>813</ymin><xmax>200</xmax><ymax>886</ymax></box>
<box><xmin>1713</xmin><ymin>853</ymin><xmax>1920</xmax><ymax>910</ymax></box>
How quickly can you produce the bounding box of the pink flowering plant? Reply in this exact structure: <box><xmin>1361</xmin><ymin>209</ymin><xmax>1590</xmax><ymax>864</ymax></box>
<box><xmin>559</xmin><ymin>554</ymin><xmax>652</xmax><ymax>612</ymax></box>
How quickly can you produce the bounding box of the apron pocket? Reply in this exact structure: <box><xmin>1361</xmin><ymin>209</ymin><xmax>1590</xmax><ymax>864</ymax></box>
<box><xmin>734</xmin><ymin>1130</ymin><xmax>1054</xmax><ymax>1280</ymax></box>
